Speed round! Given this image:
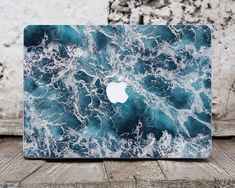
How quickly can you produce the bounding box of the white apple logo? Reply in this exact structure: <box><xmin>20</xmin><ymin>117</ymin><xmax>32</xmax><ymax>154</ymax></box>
<box><xmin>106</xmin><ymin>82</ymin><xmax>129</xmax><ymax>103</ymax></box>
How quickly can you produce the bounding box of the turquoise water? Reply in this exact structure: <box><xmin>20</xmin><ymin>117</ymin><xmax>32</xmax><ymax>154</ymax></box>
<box><xmin>24</xmin><ymin>25</ymin><xmax>211</xmax><ymax>158</ymax></box>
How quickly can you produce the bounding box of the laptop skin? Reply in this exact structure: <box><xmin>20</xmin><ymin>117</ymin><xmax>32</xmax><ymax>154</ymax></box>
<box><xmin>23</xmin><ymin>25</ymin><xmax>211</xmax><ymax>159</ymax></box>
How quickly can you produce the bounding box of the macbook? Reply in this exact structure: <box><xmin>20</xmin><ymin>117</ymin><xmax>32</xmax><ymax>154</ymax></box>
<box><xmin>23</xmin><ymin>25</ymin><xmax>211</xmax><ymax>158</ymax></box>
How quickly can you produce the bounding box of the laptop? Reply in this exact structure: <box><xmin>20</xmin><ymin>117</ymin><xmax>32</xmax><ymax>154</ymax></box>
<box><xmin>23</xmin><ymin>25</ymin><xmax>211</xmax><ymax>159</ymax></box>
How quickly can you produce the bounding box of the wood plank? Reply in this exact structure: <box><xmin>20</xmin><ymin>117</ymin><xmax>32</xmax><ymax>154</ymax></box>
<box><xmin>212</xmin><ymin>138</ymin><xmax>235</xmax><ymax>178</ymax></box>
<box><xmin>104</xmin><ymin>161</ymin><xmax>165</xmax><ymax>188</ymax></box>
<box><xmin>212</xmin><ymin>121</ymin><xmax>235</xmax><ymax>136</ymax></box>
<box><xmin>0</xmin><ymin>137</ymin><xmax>7</xmax><ymax>144</ymax></box>
<box><xmin>158</xmin><ymin>156</ymin><xmax>234</xmax><ymax>187</ymax></box>
<box><xmin>0</xmin><ymin>137</ymin><xmax>45</xmax><ymax>187</ymax></box>
<box><xmin>0</xmin><ymin>137</ymin><xmax>234</xmax><ymax>187</ymax></box>
<box><xmin>21</xmin><ymin>161</ymin><xmax>110</xmax><ymax>188</ymax></box>
<box><xmin>0</xmin><ymin>119</ymin><xmax>22</xmax><ymax>135</ymax></box>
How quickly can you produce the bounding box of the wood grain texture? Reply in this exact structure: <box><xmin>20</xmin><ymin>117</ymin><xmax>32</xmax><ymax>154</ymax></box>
<box><xmin>104</xmin><ymin>161</ymin><xmax>165</xmax><ymax>188</ymax></box>
<box><xmin>0</xmin><ymin>137</ymin><xmax>7</xmax><ymax>144</ymax></box>
<box><xmin>212</xmin><ymin>121</ymin><xmax>235</xmax><ymax>136</ymax></box>
<box><xmin>0</xmin><ymin>137</ymin><xmax>45</xmax><ymax>188</ymax></box>
<box><xmin>0</xmin><ymin>119</ymin><xmax>22</xmax><ymax>135</ymax></box>
<box><xmin>21</xmin><ymin>162</ymin><xmax>110</xmax><ymax>188</ymax></box>
<box><xmin>158</xmin><ymin>157</ymin><xmax>234</xmax><ymax>187</ymax></box>
<box><xmin>0</xmin><ymin>138</ymin><xmax>234</xmax><ymax>187</ymax></box>
<box><xmin>212</xmin><ymin>138</ymin><xmax>235</xmax><ymax>178</ymax></box>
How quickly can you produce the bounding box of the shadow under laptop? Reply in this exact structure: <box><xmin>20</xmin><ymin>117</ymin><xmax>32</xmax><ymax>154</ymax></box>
<box><xmin>24</xmin><ymin>157</ymin><xmax>210</xmax><ymax>163</ymax></box>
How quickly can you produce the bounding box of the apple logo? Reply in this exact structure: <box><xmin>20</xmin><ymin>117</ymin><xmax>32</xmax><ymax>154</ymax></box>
<box><xmin>106</xmin><ymin>82</ymin><xmax>129</xmax><ymax>103</ymax></box>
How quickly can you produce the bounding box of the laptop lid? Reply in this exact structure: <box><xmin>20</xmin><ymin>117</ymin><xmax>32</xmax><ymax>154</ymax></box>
<box><xmin>23</xmin><ymin>25</ymin><xmax>211</xmax><ymax>158</ymax></box>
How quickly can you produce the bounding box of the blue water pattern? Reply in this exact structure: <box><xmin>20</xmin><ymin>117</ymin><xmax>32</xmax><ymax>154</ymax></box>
<box><xmin>23</xmin><ymin>25</ymin><xmax>211</xmax><ymax>158</ymax></box>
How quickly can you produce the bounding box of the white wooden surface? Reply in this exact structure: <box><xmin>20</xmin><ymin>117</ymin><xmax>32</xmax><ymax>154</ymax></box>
<box><xmin>0</xmin><ymin>137</ymin><xmax>234</xmax><ymax>188</ymax></box>
<box><xmin>0</xmin><ymin>138</ymin><xmax>45</xmax><ymax>188</ymax></box>
<box><xmin>212</xmin><ymin>121</ymin><xmax>235</xmax><ymax>136</ymax></box>
<box><xmin>0</xmin><ymin>119</ymin><xmax>22</xmax><ymax>135</ymax></box>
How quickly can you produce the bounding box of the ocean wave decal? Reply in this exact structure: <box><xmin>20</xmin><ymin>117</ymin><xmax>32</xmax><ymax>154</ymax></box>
<box><xmin>23</xmin><ymin>25</ymin><xmax>211</xmax><ymax>158</ymax></box>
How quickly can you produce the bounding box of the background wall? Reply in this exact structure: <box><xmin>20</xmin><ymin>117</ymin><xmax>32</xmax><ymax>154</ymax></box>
<box><xmin>0</xmin><ymin>0</ymin><xmax>234</xmax><ymax>136</ymax></box>
<box><xmin>0</xmin><ymin>0</ymin><xmax>109</xmax><ymax>118</ymax></box>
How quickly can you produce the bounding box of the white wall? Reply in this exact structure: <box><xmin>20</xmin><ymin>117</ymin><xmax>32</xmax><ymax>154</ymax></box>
<box><xmin>0</xmin><ymin>0</ymin><xmax>109</xmax><ymax>118</ymax></box>
<box><xmin>0</xmin><ymin>0</ymin><xmax>234</xmax><ymax>135</ymax></box>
